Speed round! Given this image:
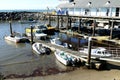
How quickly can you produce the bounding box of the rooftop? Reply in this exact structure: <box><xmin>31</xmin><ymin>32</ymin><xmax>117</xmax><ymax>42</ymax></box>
<box><xmin>57</xmin><ymin>0</ymin><xmax>120</xmax><ymax>8</ymax></box>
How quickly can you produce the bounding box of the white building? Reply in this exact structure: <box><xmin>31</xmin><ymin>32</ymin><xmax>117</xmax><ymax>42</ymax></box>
<box><xmin>57</xmin><ymin>0</ymin><xmax>120</xmax><ymax>17</ymax></box>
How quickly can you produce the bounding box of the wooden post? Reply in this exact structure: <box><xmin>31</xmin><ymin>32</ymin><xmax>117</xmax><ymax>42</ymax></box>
<box><xmin>69</xmin><ymin>17</ymin><xmax>72</xmax><ymax>29</ymax></box>
<box><xmin>78</xmin><ymin>18</ymin><xmax>81</xmax><ymax>33</ymax></box>
<box><xmin>110</xmin><ymin>20</ymin><xmax>114</xmax><ymax>39</ymax></box>
<box><xmin>56</xmin><ymin>15</ymin><xmax>59</xmax><ymax>30</ymax></box>
<box><xmin>31</xmin><ymin>25</ymin><xmax>34</xmax><ymax>44</ymax></box>
<box><xmin>60</xmin><ymin>16</ymin><xmax>63</xmax><ymax>28</ymax></box>
<box><xmin>92</xmin><ymin>20</ymin><xmax>96</xmax><ymax>36</ymax></box>
<box><xmin>87</xmin><ymin>37</ymin><xmax>92</xmax><ymax>68</ymax></box>
<box><xmin>66</xmin><ymin>16</ymin><xmax>69</xmax><ymax>30</ymax></box>
<box><xmin>9</xmin><ymin>21</ymin><xmax>12</xmax><ymax>35</ymax></box>
<box><xmin>48</xmin><ymin>15</ymin><xmax>51</xmax><ymax>26</ymax></box>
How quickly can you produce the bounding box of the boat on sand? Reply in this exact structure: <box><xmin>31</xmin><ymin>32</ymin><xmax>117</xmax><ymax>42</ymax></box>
<box><xmin>54</xmin><ymin>49</ymin><xmax>80</xmax><ymax>66</ymax></box>
<box><xmin>32</xmin><ymin>42</ymin><xmax>51</xmax><ymax>55</ymax></box>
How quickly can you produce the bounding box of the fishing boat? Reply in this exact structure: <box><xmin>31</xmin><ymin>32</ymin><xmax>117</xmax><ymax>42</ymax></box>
<box><xmin>79</xmin><ymin>47</ymin><xmax>112</xmax><ymax>57</ymax></box>
<box><xmin>32</xmin><ymin>42</ymin><xmax>51</xmax><ymax>55</ymax></box>
<box><xmin>50</xmin><ymin>37</ymin><xmax>71</xmax><ymax>48</ymax></box>
<box><xmin>54</xmin><ymin>49</ymin><xmax>80</xmax><ymax>66</ymax></box>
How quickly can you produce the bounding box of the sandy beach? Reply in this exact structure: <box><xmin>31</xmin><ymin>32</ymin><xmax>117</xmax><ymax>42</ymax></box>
<box><xmin>5</xmin><ymin>68</ymin><xmax>120</xmax><ymax>80</ymax></box>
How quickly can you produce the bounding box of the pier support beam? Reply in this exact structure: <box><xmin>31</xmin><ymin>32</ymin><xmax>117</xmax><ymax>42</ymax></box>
<box><xmin>66</xmin><ymin>16</ymin><xmax>69</xmax><ymax>30</ymax></box>
<box><xmin>60</xmin><ymin>16</ymin><xmax>63</xmax><ymax>28</ymax></box>
<box><xmin>48</xmin><ymin>15</ymin><xmax>51</xmax><ymax>26</ymax></box>
<box><xmin>31</xmin><ymin>25</ymin><xmax>34</xmax><ymax>44</ymax></box>
<box><xmin>56</xmin><ymin>15</ymin><xmax>59</xmax><ymax>30</ymax></box>
<box><xmin>86</xmin><ymin>37</ymin><xmax>92</xmax><ymax>68</ymax></box>
<box><xmin>92</xmin><ymin>20</ymin><xmax>96</xmax><ymax>36</ymax></box>
<box><xmin>78</xmin><ymin>18</ymin><xmax>82</xmax><ymax>33</ymax></box>
<box><xmin>9</xmin><ymin>21</ymin><xmax>12</xmax><ymax>35</ymax></box>
<box><xmin>110</xmin><ymin>20</ymin><xmax>114</xmax><ymax>39</ymax></box>
<box><xmin>69</xmin><ymin>17</ymin><xmax>72</xmax><ymax>29</ymax></box>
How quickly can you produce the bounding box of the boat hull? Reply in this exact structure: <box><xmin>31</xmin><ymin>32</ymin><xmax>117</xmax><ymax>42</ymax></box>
<box><xmin>54</xmin><ymin>51</ymin><xmax>70</xmax><ymax>66</ymax></box>
<box><xmin>4</xmin><ymin>36</ymin><xmax>21</xmax><ymax>43</ymax></box>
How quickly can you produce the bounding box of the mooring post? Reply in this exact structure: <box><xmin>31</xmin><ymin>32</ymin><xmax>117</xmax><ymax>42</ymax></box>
<box><xmin>92</xmin><ymin>20</ymin><xmax>96</xmax><ymax>36</ymax></box>
<box><xmin>69</xmin><ymin>17</ymin><xmax>72</xmax><ymax>29</ymax></box>
<box><xmin>78</xmin><ymin>18</ymin><xmax>81</xmax><ymax>33</ymax></box>
<box><xmin>48</xmin><ymin>15</ymin><xmax>51</xmax><ymax>26</ymax></box>
<box><xmin>60</xmin><ymin>16</ymin><xmax>63</xmax><ymax>28</ymax></box>
<box><xmin>110</xmin><ymin>20</ymin><xmax>114</xmax><ymax>39</ymax></box>
<box><xmin>31</xmin><ymin>25</ymin><xmax>34</xmax><ymax>44</ymax></box>
<box><xmin>9</xmin><ymin>21</ymin><xmax>12</xmax><ymax>35</ymax></box>
<box><xmin>87</xmin><ymin>37</ymin><xmax>92</xmax><ymax>68</ymax></box>
<box><xmin>66</xmin><ymin>16</ymin><xmax>69</xmax><ymax>30</ymax></box>
<box><xmin>56</xmin><ymin>15</ymin><xmax>59</xmax><ymax>30</ymax></box>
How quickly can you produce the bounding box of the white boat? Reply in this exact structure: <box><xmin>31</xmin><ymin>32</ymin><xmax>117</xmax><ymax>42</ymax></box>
<box><xmin>34</xmin><ymin>29</ymin><xmax>47</xmax><ymax>39</ymax></box>
<box><xmin>54</xmin><ymin>49</ymin><xmax>80</xmax><ymax>66</ymax></box>
<box><xmin>4</xmin><ymin>32</ymin><xmax>29</xmax><ymax>43</ymax></box>
<box><xmin>50</xmin><ymin>38</ymin><xmax>71</xmax><ymax>48</ymax></box>
<box><xmin>79</xmin><ymin>47</ymin><xmax>112</xmax><ymax>57</ymax></box>
<box><xmin>32</xmin><ymin>42</ymin><xmax>51</xmax><ymax>55</ymax></box>
<box><xmin>20</xmin><ymin>20</ymin><xmax>37</xmax><ymax>24</ymax></box>
<box><xmin>4</xmin><ymin>35</ymin><xmax>22</xmax><ymax>43</ymax></box>
<box><xmin>26</xmin><ymin>29</ymin><xmax>47</xmax><ymax>40</ymax></box>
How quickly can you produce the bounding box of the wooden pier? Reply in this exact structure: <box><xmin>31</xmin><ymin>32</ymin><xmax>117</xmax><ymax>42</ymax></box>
<box><xmin>32</xmin><ymin>39</ymin><xmax>120</xmax><ymax>69</ymax></box>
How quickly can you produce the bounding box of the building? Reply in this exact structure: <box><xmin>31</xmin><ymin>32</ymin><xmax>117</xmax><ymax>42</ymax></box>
<box><xmin>57</xmin><ymin>0</ymin><xmax>120</xmax><ymax>17</ymax></box>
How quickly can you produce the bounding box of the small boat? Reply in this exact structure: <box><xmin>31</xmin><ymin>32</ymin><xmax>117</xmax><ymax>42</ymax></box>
<box><xmin>4</xmin><ymin>33</ymin><xmax>29</xmax><ymax>43</ymax></box>
<box><xmin>32</xmin><ymin>42</ymin><xmax>51</xmax><ymax>55</ymax></box>
<box><xmin>45</xmin><ymin>24</ymin><xmax>55</xmax><ymax>31</ymax></box>
<box><xmin>20</xmin><ymin>19</ymin><xmax>37</xmax><ymax>24</ymax></box>
<box><xmin>34</xmin><ymin>29</ymin><xmax>47</xmax><ymax>39</ymax></box>
<box><xmin>25</xmin><ymin>28</ymin><xmax>47</xmax><ymax>40</ymax></box>
<box><xmin>4</xmin><ymin>35</ymin><xmax>22</xmax><ymax>43</ymax></box>
<box><xmin>79</xmin><ymin>47</ymin><xmax>112</xmax><ymax>57</ymax></box>
<box><xmin>50</xmin><ymin>37</ymin><xmax>72</xmax><ymax>48</ymax></box>
<box><xmin>54</xmin><ymin>49</ymin><xmax>80</xmax><ymax>66</ymax></box>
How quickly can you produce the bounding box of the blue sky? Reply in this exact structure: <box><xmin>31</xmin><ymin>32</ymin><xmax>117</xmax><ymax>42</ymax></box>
<box><xmin>0</xmin><ymin>0</ymin><xmax>61</xmax><ymax>10</ymax></box>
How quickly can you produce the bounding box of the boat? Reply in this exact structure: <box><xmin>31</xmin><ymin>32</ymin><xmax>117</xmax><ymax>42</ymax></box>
<box><xmin>45</xmin><ymin>24</ymin><xmax>55</xmax><ymax>31</ymax></box>
<box><xmin>4</xmin><ymin>33</ymin><xmax>29</xmax><ymax>43</ymax></box>
<box><xmin>54</xmin><ymin>49</ymin><xmax>80</xmax><ymax>66</ymax></box>
<box><xmin>26</xmin><ymin>28</ymin><xmax>47</xmax><ymax>40</ymax></box>
<box><xmin>34</xmin><ymin>29</ymin><xmax>47</xmax><ymax>39</ymax></box>
<box><xmin>4</xmin><ymin>35</ymin><xmax>22</xmax><ymax>43</ymax></box>
<box><xmin>50</xmin><ymin>37</ymin><xmax>72</xmax><ymax>48</ymax></box>
<box><xmin>32</xmin><ymin>42</ymin><xmax>51</xmax><ymax>55</ymax></box>
<box><xmin>79</xmin><ymin>47</ymin><xmax>112</xmax><ymax>57</ymax></box>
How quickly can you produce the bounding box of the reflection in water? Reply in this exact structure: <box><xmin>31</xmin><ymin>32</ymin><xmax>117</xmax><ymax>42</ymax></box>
<box><xmin>5</xmin><ymin>40</ymin><xmax>26</xmax><ymax>48</ymax></box>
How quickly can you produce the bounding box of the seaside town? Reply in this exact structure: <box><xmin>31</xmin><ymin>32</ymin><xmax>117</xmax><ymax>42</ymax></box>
<box><xmin>0</xmin><ymin>0</ymin><xmax>120</xmax><ymax>80</ymax></box>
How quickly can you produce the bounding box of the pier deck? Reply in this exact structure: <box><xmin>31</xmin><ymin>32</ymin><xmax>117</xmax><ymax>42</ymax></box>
<box><xmin>34</xmin><ymin>39</ymin><xmax>120</xmax><ymax>63</ymax></box>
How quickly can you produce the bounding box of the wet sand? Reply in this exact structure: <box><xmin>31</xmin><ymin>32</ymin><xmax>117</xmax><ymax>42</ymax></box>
<box><xmin>5</xmin><ymin>68</ymin><xmax>120</xmax><ymax>80</ymax></box>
